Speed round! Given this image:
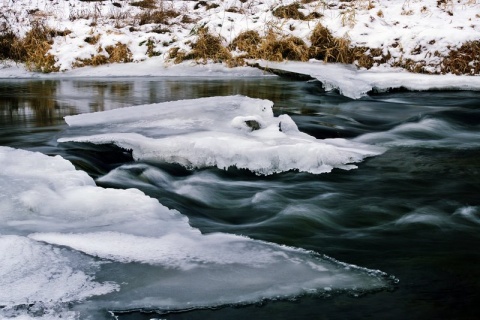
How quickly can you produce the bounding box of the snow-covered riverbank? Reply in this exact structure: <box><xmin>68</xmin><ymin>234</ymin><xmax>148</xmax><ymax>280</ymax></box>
<box><xmin>1</xmin><ymin>0</ymin><xmax>479</xmax><ymax>75</ymax></box>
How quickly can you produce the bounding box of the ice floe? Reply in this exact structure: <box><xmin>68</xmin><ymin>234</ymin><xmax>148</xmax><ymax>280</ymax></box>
<box><xmin>58</xmin><ymin>95</ymin><xmax>384</xmax><ymax>175</ymax></box>
<box><xmin>0</xmin><ymin>145</ymin><xmax>393</xmax><ymax>315</ymax></box>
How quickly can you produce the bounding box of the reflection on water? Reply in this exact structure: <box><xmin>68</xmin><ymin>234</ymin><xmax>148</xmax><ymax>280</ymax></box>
<box><xmin>0</xmin><ymin>77</ymin><xmax>308</xmax><ymax>129</ymax></box>
<box><xmin>1</xmin><ymin>78</ymin><xmax>480</xmax><ymax>320</ymax></box>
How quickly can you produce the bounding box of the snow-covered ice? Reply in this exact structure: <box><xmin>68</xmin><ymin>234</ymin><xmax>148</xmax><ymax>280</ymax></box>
<box><xmin>58</xmin><ymin>95</ymin><xmax>384</xmax><ymax>174</ymax></box>
<box><xmin>254</xmin><ymin>60</ymin><xmax>480</xmax><ymax>99</ymax></box>
<box><xmin>0</xmin><ymin>146</ymin><xmax>393</xmax><ymax>316</ymax></box>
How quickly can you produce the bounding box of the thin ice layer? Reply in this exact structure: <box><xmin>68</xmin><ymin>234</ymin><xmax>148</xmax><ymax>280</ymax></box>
<box><xmin>1</xmin><ymin>146</ymin><xmax>393</xmax><ymax>312</ymax></box>
<box><xmin>0</xmin><ymin>235</ymin><xmax>117</xmax><ymax>308</ymax></box>
<box><xmin>59</xmin><ymin>95</ymin><xmax>384</xmax><ymax>175</ymax></box>
<box><xmin>30</xmin><ymin>231</ymin><xmax>390</xmax><ymax>311</ymax></box>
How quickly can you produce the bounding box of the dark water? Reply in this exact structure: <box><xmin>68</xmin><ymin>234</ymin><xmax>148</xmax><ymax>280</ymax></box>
<box><xmin>1</xmin><ymin>77</ymin><xmax>480</xmax><ymax>320</ymax></box>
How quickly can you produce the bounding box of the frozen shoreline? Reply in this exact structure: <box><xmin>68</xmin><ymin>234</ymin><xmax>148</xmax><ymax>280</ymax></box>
<box><xmin>2</xmin><ymin>58</ymin><xmax>480</xmax><ymax>100</ymax></box>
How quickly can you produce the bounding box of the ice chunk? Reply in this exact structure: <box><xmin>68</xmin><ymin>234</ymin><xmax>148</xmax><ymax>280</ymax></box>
<box><xmin>0</xmin><ymin>147</ymin><xmax>187</xmax><ymax>236</ymax></box>
<box><xmin>59</xmin><ymin>96</ymin><xmax>384</xmax><ymax>175</ymax></box>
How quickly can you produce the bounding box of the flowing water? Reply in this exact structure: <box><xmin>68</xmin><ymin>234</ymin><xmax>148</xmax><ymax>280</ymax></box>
<box><xmin>1</xmin><ymin>77</ymin><xmax>480</xmax><ymax>319</ymax></box>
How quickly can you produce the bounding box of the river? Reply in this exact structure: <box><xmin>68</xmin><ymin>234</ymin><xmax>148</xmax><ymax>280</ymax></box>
<box><xmin>1</xmin><ymin>77</ymin><xmax>479</xmax><ymax>319</ymax></box>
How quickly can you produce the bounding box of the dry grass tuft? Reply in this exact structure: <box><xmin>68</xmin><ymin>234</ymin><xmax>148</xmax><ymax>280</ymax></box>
<box><xmin>130</xmin><ymin>0</ymin><xmax>157</xmax><ymax>9</ymax></box>
<box><xmin>229</xmin><ymin>30</ymin><xmax>309</xmax><ymax>62</ymax></box>
<box><xmin>20</xmin><ymin>22</ymin><xmax>59</xmax><ymax>73</ymax></box>
<box><xmin>356</xmin><ymin>47</ymin><xmax>391</xmax><ymax>69</ymax></box>
<box><xmin>309</xmin><ymin>23</ymin><xmax>355</xmax><ymax>63</ymax></box>
<box><xmin>257</xmin><ymin>32</ymin><xmax>309</xmax><ymax>61</ymax></box>
<box><xmin>137</xmin><ymin>5</ymin><xmax>180</xmax><ymax>25</ymax></box>
<box><xmin>180</xmin><ymin>28</ymin><xmax>232</xmax><ymax>63</ymax></box>
<box><xmin>168</xmin><ymin>47</ymin><xmax>186</xmax><ymax>64</ymax></box>
<box><xmin>74</xmin><ymin>42</ymin><xmax>132</xmax><ymax>67</ymax></box>
<box><xmin>229</xmin><ymin>30</ymin><xmax>262</xmax><ymax>57</ymax></box>
<box><xmin>273</xmin><ymin>3</ymin><xmax>307</xmax><ymax>20</ymax></box>
<box><xmin>0</xmin><ymin>30</ymin><xmax>20</xmax><ymax>60</ymax></box>
<box><xmin>441</xmin><ymin>41</ymin><xmax>480</xmax><ymax>75</ymax></box>
<box><xmin>0</xmin><ymin>20</ymin><xmax>65</xmax><ymax>72</ymax></box>
<box><xmin>106</xmin><ymin>43</ymin><xmax>133</xmax><ymax>63</ymax></box>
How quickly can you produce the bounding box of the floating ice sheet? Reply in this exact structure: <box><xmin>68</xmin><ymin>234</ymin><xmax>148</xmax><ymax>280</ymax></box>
<box><xmin>59</xmin><ymin>95</ymin><xmax>384</xmax><ymax>175</ymax></box>
<box><xmin>0</xmin><ymin>146</ymin><xmax>394</xmax><ymax>314</ymax></box>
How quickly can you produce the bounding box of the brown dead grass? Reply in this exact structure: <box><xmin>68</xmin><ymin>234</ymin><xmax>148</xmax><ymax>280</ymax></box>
<box><xmin>137</xmin><ymin>7</ymin><xmax>179</xmax><ymax>25</ymax></box>
<box><xmin>309</xmin><ymin>23</ymin><xmax>358</xmax><ymax>63</ymax></box>
<box><xmin>74</xmin><ymin>42</ymin><xmax>133</xmax><ymax>68</ymax></box>
<box><xmin>0</xmin><ymin>30</ymin><xmax>20</xmax><ymax>60</ymax></box>
<box><xmin>184</xmin><ymin>28</ymin><xmax>232</xmax><ymax>63</ymax></box>
<box><xmin>229</xmin><ymin>30</ymin><xmax>262</xmax><ymax>57</ymax></box>
<box><xmin>441</xmin><ymin>41</ymin><xmax>480</xmax><ymax>75</ymax></box>
<box><xmin>19</xmin><ymin>22</ymin><xmax>59</xmax><ymax>73</ymax></box>
<box><xmin>229</xmin><ymin>30</ymin><xmax>309</xmax><ymax>62</ymax></box>
<box><xmin>273</xmin><ymin>3</ymin><xmax>310</xmax><ymax>20</ymax></box>
<box><xmin>257</xmin><ymin>32</ymin><xmax>309</xmax><ymax>61</ymax></box>
<box><xmin>131</xmin><ymin>0</ymin><xmax>157</xmax><ymax>9</ymax></box>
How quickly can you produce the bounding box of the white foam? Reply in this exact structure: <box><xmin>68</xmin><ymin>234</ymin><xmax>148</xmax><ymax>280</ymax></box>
<box><xmin>354</xmin><ymin>118</ymin><xmax>480</xmax><ymax>149</ymax></box>
<box><xmin>59</xmin><ymin>96</ymin><xmax>384</xmax><ymax>175</ymax></box>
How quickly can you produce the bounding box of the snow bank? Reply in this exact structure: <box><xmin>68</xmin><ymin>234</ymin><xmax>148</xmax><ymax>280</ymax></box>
<box><xmin>1</xmin><ymin>0</ymin><xmax>479</xmax><ymax>74</ymax></box>
<box><xmin>0</xmin><ymin>146</ymin><xmax>393</xmax><ymax>314</ymax></box>
<box><xmin>58</xmin><ymin>95</ymin><xmax>383</xmax><ymax>174</ymax></box>
<box><xmin>0</xmin><ymin>59</ymin><xmax>267</xmax><ymax>79</ymax></box>
<box><xmin>254</xmin><ymin>60</ymin><xmax>480</xmax><ymax>99</ymax></box>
